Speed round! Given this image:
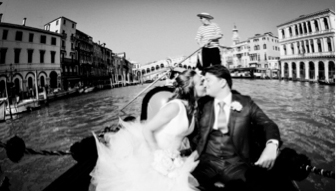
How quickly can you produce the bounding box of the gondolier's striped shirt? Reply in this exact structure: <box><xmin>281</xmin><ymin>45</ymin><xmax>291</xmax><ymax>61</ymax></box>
<box><xmin>195</xmin><ymin>23</ymin><xmax>222</xmax><ymax>48</ymax></box>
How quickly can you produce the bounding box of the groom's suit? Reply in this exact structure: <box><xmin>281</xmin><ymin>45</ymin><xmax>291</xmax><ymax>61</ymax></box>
<box><xmin>191</xmin><ymin>93</ymin><xmax>281</xmax><ymax>189</ymax></box>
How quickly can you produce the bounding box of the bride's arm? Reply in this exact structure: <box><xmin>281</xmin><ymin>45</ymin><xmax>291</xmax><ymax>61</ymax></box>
<box><xmin>143</xmin><ymin>102</ymin><xmax>180</xmax><ymax>151</ymax></box>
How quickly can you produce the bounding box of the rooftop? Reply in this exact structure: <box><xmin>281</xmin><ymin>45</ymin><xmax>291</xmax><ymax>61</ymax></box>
<box><xmin>277</xmin><ymin>8</ymin><xmax>334</xmax><ymax>28</ymax></box>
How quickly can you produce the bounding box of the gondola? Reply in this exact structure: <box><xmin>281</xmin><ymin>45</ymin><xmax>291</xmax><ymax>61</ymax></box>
<box><xmin>2</xmin><ymin>84</ymin><xmax>334</xmax><ymax>191</ymax></box>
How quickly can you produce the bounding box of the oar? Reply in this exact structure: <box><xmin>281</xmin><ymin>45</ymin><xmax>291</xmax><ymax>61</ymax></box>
<box><xmin>119</xmin><ymin>46</ymin><xmax>203</xmax><ymax>112</ymax></box>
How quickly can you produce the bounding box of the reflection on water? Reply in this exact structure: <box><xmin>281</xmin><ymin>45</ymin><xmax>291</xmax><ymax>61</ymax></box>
<box><xmin>0</xmin><ymin>80</ymin><xmax>334</xmax><ymax>191</ymax></box>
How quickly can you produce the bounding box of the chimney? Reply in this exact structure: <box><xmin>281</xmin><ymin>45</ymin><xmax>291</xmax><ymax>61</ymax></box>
<box><xmin>22</xmin><ymin>18</ymin><xmax>27</xmax><ymax>26</ymax></box>
<box><xmin>0</xmin><ymin>14</ymin><xmax>3</xmax><ymax>23</ymax></box>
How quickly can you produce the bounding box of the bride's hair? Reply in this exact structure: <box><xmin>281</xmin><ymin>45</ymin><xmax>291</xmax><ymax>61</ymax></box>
<box><xmin>168</xmin><ymin>70</ymin><xmax>197</xmax><ymax>116</ymax></box>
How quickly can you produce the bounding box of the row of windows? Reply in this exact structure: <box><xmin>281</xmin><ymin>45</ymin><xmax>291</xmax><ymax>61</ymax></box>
<box><xmin>251</xmin><ymin>38</ymin><xmax>279</xmax><ymax>43</ymax></box>
<box><xmin>0</xmin><ymin>48</ymin><xmax>57</xmax><ymax>64</ymax></box>
<box><xmin>236</xmin><ymin>44</ymin><xmax>279</xmax><ymax>51</ymax></box>
<box><xmin>2</xmin><ymin>30</ymin><xmax>58</xmax><ymax>45</ymax></box>
<box><xmin>282</xmin><ymin>38</ymin><xmax>333</xmax><ymax>55</ymax></box>
<box><xmin>253</xmin><ymin>44</ymin><xmax>280</xmax><ymax>50</ymax></box>
<box><xmin>233</xmin><ymin>52</ymin><xmax>280</xmax><ymax>60</ymax></box>
<box><xmin>281</xmin><ymin>17</ymin><xmax>330</xmax><ymax>38</ymax></box>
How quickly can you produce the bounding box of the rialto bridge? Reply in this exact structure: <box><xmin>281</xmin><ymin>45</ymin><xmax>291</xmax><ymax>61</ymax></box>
<box><xmin>133</xmin><ymin>55</ymin><xmax>198</xmax><ymax>81</ymax></box>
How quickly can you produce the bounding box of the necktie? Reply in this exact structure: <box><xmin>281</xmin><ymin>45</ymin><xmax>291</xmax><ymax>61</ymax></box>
<box><xmin>217</xmin><ymin>102</ymin><xmax>228</xmax><ymax>134</ymax></box>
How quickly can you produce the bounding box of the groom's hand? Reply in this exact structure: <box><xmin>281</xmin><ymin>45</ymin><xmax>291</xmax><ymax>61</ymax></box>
<box><xmin>254</xmin><ymin>143</ymin><xmax>278</xmax><ymax>170</ymax></box>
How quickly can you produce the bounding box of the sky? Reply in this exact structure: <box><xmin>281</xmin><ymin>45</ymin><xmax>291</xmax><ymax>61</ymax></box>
<box><xmin>0</xmin><ymin>0</ymin><xmax>334</xmax><ymax>64</ymax></box>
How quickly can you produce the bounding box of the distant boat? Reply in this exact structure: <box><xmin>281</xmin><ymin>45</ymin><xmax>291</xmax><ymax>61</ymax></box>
<box><xmin>84</xmin><ymin>87</ymin><xmax>95</xmax><ymax>93</ymax></box>
<box><xmin>78</xmin><ymin>87</ymin><xmax>84</xmax><ymax>94</ymax></box>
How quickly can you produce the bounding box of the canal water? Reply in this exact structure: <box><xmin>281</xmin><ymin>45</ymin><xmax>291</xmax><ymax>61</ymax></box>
<box><xmin>0</xmin><ymin>80</ymin><xmax>334</xmax><ymax>191</ymax></box>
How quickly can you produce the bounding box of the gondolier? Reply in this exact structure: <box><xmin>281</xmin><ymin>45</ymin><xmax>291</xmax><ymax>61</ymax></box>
<box><xmin>195</xmin><ymin>12</ymin><xmax>223</xmax><ymax>70</ymax></box>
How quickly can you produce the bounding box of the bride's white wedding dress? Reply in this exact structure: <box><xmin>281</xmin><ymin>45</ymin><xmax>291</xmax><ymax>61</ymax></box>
<box><xmin>90</xmin><ymin>99</ymin><xmax>199</xmax><ymax>191</ymax></box>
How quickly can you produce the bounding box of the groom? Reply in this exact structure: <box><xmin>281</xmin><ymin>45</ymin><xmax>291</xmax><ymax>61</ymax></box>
<box><xmin>191</xmin><ymin>65</ymin><xmax>281</xmax><ymax>190</ymax></box>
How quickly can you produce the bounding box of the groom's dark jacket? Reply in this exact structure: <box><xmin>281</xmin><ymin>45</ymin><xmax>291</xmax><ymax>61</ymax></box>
<box><xmin>190</xmin><ymin>92</ymin><xmax>281</xmax><ymax>163</ymax></box>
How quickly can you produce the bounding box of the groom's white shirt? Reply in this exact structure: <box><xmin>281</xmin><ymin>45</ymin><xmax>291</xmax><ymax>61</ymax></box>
<box><xmin>213</xmin><ymin>92</ymin><xmax>232</xmax><ymax>130</ymax></box>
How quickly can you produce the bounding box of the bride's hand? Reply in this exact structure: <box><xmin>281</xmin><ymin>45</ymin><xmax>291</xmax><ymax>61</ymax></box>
<box><xmin>185</xmin><ymin>151</ymin><xmax>200</xmax><ymax>171</ymax></box>
<box><xmin>190</xmin><ymin>151</ymin><xmax>199</xmax><ymax>160</ymax></box>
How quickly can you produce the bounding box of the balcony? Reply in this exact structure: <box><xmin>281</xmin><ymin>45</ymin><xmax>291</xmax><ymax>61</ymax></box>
<box><xmin>280</xmin><ymin>51</ymin><xmax>335</xmax><ymax>60</ymax></box>
<box><xmin>280</xmin><ymin>29</ymin><xmax>335</xmax><ymax>42</ymax></box>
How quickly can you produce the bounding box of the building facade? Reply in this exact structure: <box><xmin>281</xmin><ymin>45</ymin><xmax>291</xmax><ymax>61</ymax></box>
<box><xmin>45</xmin><ymin>17</ymin><xmax>128</xmax><ymax>89</ymax></box>
<box><xmin>45</xmin><ymin>17</ymin><xmax>79</xmax><ymax>90</ymax></box>
<box><xmin>247</xmin><ymin>32</ymin><xmax>280</xmax><ymax>69</ymax></box>
<box><xmin>277</xmin><ymin>9</ymin><xmax>335</xmax><ymax>81</ymax></box>
<box><xmin>0</xmin><ymin>19</ymin><xmax>62</xmax><ymax>99</ymax></box>
<box><xmin>222</xmin><ymin>25</ymin><xmax>281</xmax><ymax>74</ymax></box>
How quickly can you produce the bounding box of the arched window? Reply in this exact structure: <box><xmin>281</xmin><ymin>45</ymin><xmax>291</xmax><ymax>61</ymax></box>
<box><xmin>291</xmin><ymin>43</ymin><xmax>294</xmax><ymax>54</ymax></box>
<box><xmin>299</xmin><ymin>24</ymin><xmax>303</xmax><ymax>34</ymax></box>
<box><xmin>281</xmin><ymin>29</ymin><xmax>285</xmax><ymax>38</ymax></box>
<box><xmin>289</xmin><ymin>27</ymin><xmax>292</xmax><ymax>37</ymax></box>
<box><xmin>283</xmin><ymin>45</ymin><xmax>287</xmax><ymax>55</ymax></box>
<box><xmin>329</xmin><ymin>61</ymin><xmax>335</xmax><ymax>79</ymax></box>
<box><xmin>303</xmin><ymin>22</ymin><xmax>307</xmax><ymax>34</ymax></box>
<box><xmin>309</xmin><ymin>61</ymin><xmax>315</xmax><ymax>79</ymax></box>
<box><xmin>327</xmin><ymin>38</ymin><xmax>332</xmax><ymax>51</ymax></box>
<box><xmin>40</xmin><ymin>76</ymin><xmax>45</xmax><ymax>87</ymax></box>
<box><xmin>310</xmin><ymin>39</ymin><xmax>315</xmax><ymax>53</ymax></box>
<box><xmin>323</xmin><ymin>18</ymin><xmax>329</xmax><ymax>30</ymax></box>
<box><xmin>308</xmin><ymin>22</ymin><xmax>312</xmax><ymax>33</ymax></box>
<box><xmin>314</xmin><ymin>20</ymin><xmax>319</xmax><ymax>31</ymax></box>
<box><xmin>317</xmin><ymin>39</ymin><xmax>322</xmax><ymax>52</ymax></box>
<box><xmin>301</xmin><ymin>41</ymin><xmax>305</xmax><ymax>54</ymax></box>
<box><xmin>295</xmin><ymin>25</ymin><xmax>298</xmax><ymax>35</ymax></box>
<box><xmin>14</xmin><ymin>78</ymin><xmax>20</xmax><ymax>92</ymax></box>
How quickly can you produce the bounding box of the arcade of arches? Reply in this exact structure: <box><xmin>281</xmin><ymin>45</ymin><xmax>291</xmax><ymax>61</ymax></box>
<box><xmin>281</xmin><ymin>60</ymin><xmax>335</xmax><ymax>81</ymax></box>
<box><xmin>0</xmin><ymin>70</ymin><xmax>60</xmax><ymax>98</ymax></box>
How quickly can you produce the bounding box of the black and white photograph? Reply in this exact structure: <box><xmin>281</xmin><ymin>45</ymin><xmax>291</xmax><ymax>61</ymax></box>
<box><xmin>0</xmin><ymin>0</ymin><xmax>334</xmax><ymax>190</ymax></box>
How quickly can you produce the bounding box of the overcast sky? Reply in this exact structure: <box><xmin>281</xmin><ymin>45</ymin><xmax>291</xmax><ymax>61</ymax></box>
<box><xmin>0</xmin><ymin>0</ymin><xmax>334</xmax><ymax>64</ymax></box>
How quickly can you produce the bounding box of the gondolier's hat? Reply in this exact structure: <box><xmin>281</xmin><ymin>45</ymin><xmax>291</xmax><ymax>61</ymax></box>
<box><xmin>197</xmin><ymin>13</ymin><xmax>214</xmax><ymax>20</ymax></box>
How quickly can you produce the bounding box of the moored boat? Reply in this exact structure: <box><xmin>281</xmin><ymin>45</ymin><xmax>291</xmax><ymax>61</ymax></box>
<box><xmin>5</xmin><ymin>98</ymin><xmax>40</xmax><ymax>117</ymax></box>
<box><xmin>84</xmin><ymin>86</ymin><xmax>95</xmax><ymax>93</ymax></box>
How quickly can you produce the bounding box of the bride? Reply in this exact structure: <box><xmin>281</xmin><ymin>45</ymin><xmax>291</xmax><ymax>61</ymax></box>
<box><xmin>90</xmin><ymin>70</ymin><xmax>207</xmax><ymax>191</ymax></box>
